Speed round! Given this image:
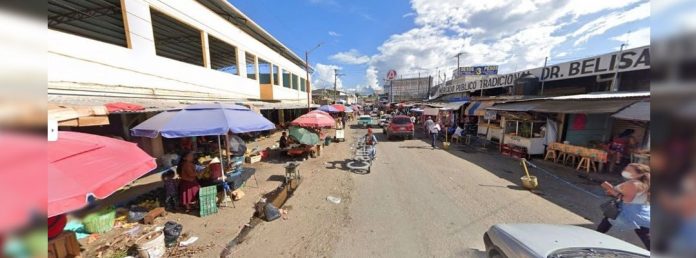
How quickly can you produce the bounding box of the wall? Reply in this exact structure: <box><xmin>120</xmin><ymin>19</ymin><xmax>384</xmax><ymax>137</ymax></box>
<box><xmin>564</xmin><ymin>114</ymin><xmax>611</xmax><ymax>146</ymax></box>
<box><xmin>48</xmin><ymin>0</ymin><xmax>308</xmax><ymax>104</ymax></box>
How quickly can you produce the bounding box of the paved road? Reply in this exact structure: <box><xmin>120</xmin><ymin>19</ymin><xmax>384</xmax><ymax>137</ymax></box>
<box><xmin>333</xmin><ymin>128</ymin><xmax>606</xmax><ymax>258</ymax></box>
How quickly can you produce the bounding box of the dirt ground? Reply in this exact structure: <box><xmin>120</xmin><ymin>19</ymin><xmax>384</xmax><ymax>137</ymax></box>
<box><xmin>80</xmin><ymin>120</ymin><xmax>642</xmax><ymax>257</ymax></box>
<box><xmin>79</xmin><ymin>125</ymin><xmax>358</xmax><ymax>257</ymax></box>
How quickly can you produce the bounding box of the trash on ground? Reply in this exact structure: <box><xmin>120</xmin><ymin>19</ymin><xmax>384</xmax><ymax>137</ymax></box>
<box><xmin>264</xmin><ymin>203</ymin><xmax>281</xmax><ymax>221</ymax></box>
<box><xmin>326</xmin><ymin>196</ymin><xmax>341</xmax><ymax>204</ymax></box>
<box><xmin>179</xmin><ymin>236</ymin><xmax>199</xmax><ymax>247</ymax></box>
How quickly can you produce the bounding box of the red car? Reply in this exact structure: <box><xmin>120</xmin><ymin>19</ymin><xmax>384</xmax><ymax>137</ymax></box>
<box><xmin>384</xmin><ymin>115</ymin><xmax>415</xmax><ymax>140</ymax></box>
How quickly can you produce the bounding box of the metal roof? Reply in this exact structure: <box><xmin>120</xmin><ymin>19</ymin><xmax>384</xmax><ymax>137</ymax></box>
<box><xmin>612</xmin><ymin>101</ymin><xmax>650</xmax><ymax>121</ymax></box>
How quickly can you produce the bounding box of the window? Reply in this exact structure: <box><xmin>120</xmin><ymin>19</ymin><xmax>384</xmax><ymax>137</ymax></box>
<box><xmin>282</xmin><ymin>69</ymin><xmax>291</xmax><ymax>88</ymax></box>
<box><xmin>208</xmin><ymin>35</ymin><xmax>238</xmax><ymax>75</ymax></box>
<box><xmin>300</xmin><ymin>78</ymin><xmax>306</xmax><ymax>92</ymax></box>
<box><xmin>258</xmin><ymin>58</ymin><xmax>271</xmax><ymax>84</ymax></box>
<box><xmin>292</xmin><ymin>74</ymin><xmax>299</xmax><ymax>90</ymax></box>
<box><xmin>150</xmin><ymin>8</ymin><xmax>203</xmax><ymax>66</ymax></box>
<box><xmin>246</xmin><ymin>52</ymin><xmax>257</xmax><ymax>80</ymax></box>
<box><xmin>272</xmin><ymin>65</ymin><xmax>279</xmax><ymax>86</ymax></box>
<box><xmin>48</xmin><ymin>0</ymin><xmax>128</xmax><ymax>47</ymax></box>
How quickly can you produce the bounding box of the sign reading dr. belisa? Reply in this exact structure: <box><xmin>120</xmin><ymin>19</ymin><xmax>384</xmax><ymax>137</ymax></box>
<box><xmin>434</xmin><ymin>45</ymin><xmax>649</xmax><ymax>98</ymax></box>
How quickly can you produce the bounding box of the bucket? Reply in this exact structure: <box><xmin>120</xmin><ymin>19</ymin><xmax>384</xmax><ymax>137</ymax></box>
<box><xmin>442</xmin><ymin>142</ymin><xmax>451</xmax><ymax>150</ymax></box>
<box><xmin>136</xmin><ymin>231</ymin><xmax>165</xmax><ymax>258</ymax></box>
<box><xmin>521</xmin><ymin>175</ymin><xmax>539</xmax><ymax>190</ymax></box>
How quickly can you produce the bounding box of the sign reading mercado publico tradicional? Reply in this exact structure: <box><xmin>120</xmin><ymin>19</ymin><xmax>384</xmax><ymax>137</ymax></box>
<box><xmin>434</xmin><ymin>45</ymin><xmax>650</xmax><ymax>98</ymax></box>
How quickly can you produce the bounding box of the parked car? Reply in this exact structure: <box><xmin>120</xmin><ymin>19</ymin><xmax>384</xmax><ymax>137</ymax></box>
<box><xmin>370</xmin><ymin>111</ymin><xmax>379</xmax><ymax>117</ymax></box>
<box><xmin>384</xmin><ymin>115</ymin><xmax>415</xmax><ymax>140</ymax></box>
<box><xmin>483</xmin><ymin>224</ymin><xmax>650</xmax><ymax>258</ymax></box>
<box><xmin>378</xmin><ymin>115</ymin><xmax>392</xmax><ymax>128</ymax></box>
<box><xmin>357</xmin><ymin>115</ymin><xmax>373</xmax><ymax>128</ymax></box>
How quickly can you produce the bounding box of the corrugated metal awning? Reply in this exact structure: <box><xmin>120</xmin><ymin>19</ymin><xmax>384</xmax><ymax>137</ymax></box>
<box><xmin>439</xmin><ymin>101</ymin><xmax>468</xmax><ymax>110</ymax></box>
<box><xmin>612</xmin><ymin>101</ymin><xmax>649</xmax><ymax>121</ymax></box>
<box><xmin>487</xmin><ymin>98</ymin><xmax>641</xmax><ymax>114</ymax></box>
<box><xmin>486</xmin><ymin>101</ymin><xmax>541</xmax><ymax>112</ymax></box>
<box><xmin>532</xmin><ymin>99</ymin><xmax>639</xmax><ymax>114</ymax></box>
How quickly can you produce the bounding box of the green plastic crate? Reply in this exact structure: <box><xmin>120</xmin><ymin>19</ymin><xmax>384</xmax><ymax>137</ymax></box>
<box><xmin>83</xmin><ymin>206</ymin><xmax>115</xmax><ymax>233</ymax></box>
<box><xmin>199</xmin><ymin>186</ymin><xmax>218</xmax><ymax>217</ymax></box>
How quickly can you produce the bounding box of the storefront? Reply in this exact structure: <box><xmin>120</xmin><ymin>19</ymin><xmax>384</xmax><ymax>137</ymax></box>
<box><xmin>487</xmin><ymin>92</ymin><xmax>650</xmax><ymax>158</ymax></box>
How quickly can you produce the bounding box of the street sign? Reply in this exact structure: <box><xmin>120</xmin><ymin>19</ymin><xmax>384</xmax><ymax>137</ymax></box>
<box><xmin>386</xmin><ymin>69</ymin><xmax>397</xmax><ymax>80</ymax></box>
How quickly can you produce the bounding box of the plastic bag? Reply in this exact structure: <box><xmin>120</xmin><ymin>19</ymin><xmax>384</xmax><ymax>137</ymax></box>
<box><xmin>163</xmin><ymin>221</ymin><xmax>183</xmax><ymax>247</ymax></box>
<box><xmin>128</xmin><ymin>206</ymin><xmax>148</xmax><ymax>223</ymax></box>
<box><xmin>264</xmin><ymin>203</ymin><xmax>281</xmax><ymax>222</ymax></box>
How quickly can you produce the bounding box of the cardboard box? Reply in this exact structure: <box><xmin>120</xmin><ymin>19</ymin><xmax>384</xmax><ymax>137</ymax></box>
<box><xmin>246</xmin><ymin>155</ymin><xmax>262</xmax><ymax>164</ymax></box>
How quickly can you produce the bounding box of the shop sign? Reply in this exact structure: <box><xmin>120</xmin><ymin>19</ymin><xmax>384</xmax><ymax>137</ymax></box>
<box><xmin>434</xmin><ymin>45</ymin><xmax>650</xmax><ymax>98</ymax></box>
<box><xmin>453</xmin><ymin>65</ymin><xmax>499</xmax><ymax>78</ymax></box>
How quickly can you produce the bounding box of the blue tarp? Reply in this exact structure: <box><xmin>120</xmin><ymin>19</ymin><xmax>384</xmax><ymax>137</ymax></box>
<box><xmin>467</xmin><ymin>102</ymin><xmax>482</xmax><ymax>116</ymax></box>
<box><xmin>131</xmin><ymin>103</ymin><xmax>275</xmax><ymax>138</ymax></box>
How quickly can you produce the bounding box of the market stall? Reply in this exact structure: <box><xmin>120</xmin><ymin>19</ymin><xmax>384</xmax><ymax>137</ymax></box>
<box><xmin>502</xmin><ymin>118</ymin><xmax>547</xmax><ymax>156</ymax></box>
<box><xmin>131</xmin><ymin>103</ymin><xmax>276</xmax><ymax>211</ymax></box>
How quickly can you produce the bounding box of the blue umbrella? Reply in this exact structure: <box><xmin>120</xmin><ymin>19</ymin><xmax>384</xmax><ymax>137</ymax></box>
<box><xmin>318</xmin><ymin>105</ymin><xmax>340</xmax><ymax>113</ymax></box>
<box><xmin>344</xmin><ymin>106</ymin><xmax>354</xmax><ymax>113</ymax></box>
<box><xmin>131</xmin><ymin>103</ymin><xmax>275</xmax><ymax>138</ymax></box>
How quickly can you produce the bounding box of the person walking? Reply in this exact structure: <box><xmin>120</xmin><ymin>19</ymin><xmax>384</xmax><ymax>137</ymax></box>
<box><xmin>597</xmin><ymin>163</ymin><xmax>651</xmax><ymax>250</ymax></box>
<box><xmin>425</xmin><ymin>116</ymin><xmax>440</xmax><ymax>149</ymax></box>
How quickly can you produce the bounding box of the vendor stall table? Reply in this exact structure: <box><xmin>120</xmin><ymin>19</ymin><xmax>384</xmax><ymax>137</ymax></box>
<box><xmin>546</xmin><ymin>142</ymin><xmax>608</xmax><ymax>173</ymax></box>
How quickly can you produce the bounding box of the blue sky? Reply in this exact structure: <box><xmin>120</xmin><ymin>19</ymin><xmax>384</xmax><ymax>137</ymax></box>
<box><xmin>231</xmin><ymin>0</ymin><xmax>651</xmax><ymax>93</ymax></box>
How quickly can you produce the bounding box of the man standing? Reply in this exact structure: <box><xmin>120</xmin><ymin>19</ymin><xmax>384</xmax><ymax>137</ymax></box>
<box><xmin>425</xmin><ymin>116</ymin><xmax>440</xmax><ymax>149</ymax></box>
<box><xmin>341</xmin><ymin>113</ymin><xmax>347</xmax><ymax>129</ymax></box>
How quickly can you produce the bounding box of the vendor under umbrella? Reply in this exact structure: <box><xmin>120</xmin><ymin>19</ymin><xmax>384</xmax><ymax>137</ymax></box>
<box><xmin>177</xmin><ymin>151</ymin><xmax>200</xmax><ymax>212</ymax></box>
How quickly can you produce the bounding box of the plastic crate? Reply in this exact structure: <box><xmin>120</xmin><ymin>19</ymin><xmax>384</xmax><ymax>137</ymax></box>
<box><xmin>198</xmin><ymin>186</ymin><xmax>218</xmax><ymax>217</ymax></box>
<box><xmin>83</xmin><ymin>207</ymin><xmax>116</xmax><ymax>233</ymax></box>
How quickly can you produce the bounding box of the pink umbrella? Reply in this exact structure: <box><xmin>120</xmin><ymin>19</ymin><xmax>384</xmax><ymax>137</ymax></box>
<box><xmin>291</xmin><ymin>112</ymin><xmax>335</xmax><ymax>128</ymax></box>
<box><xmin>331</xmin><ymin>104</ymin><xmax>346</xmax><ymax>112</ymax></box>
<box><xmin>48</xmin><ymin>132</ymin><xmax>156</xmax><ymax>217</ymax></box>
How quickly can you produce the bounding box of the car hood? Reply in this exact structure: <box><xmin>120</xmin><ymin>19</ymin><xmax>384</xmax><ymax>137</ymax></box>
<box><xmin>489</xmin><ymin>224</ymin><xmax>650</xmax><ymax>257</ymax></box>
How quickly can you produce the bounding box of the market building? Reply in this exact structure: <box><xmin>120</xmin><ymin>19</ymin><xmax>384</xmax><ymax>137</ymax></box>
<box><xmin>48</xmin><ymin>0</ymin><xmax>312</xmax><ymax>156</ymax></box>
<box><xmin>423</xmin><ymin>45</ymin><xmax>651</xmax><ymax>171</ymax></box>
<box><xmin>385</xmin><ymin>76</ymin><xmax>433</xmax><ymax>102</ymax></box>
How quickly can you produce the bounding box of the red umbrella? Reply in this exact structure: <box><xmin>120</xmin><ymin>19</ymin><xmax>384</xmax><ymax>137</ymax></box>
<box><xmin>105</xmin><ymin>102</ymin><xmax>145</xmax><ymax>113</ymax></box>
<box><xmin>309</xmin><ymin>109</ymin><xmax>331</xmax><ymax>116</ymax></box>
<box><xmin>48</xmin><ymin>132</ymin><xmax>156</xmax><ymax>217</ymax></box>
<box><xmin>331</xmin><ymin>104</ymin><xmax>346</xmax><ymax>112</ymax></box>
<box><xmin>0</xmin><ymin>133</ymin><xmax>46</xmax><ymax>232</ymax></box>
<box><xmin>291</xmin><ymin>112</ymin><xmax>335</xmax><ymax>128</ymax></box>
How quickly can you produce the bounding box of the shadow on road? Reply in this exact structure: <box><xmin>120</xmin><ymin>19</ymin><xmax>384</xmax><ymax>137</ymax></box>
<box><xmin>324</xmin><ymin>158</ymin><xmax>371</xmax><ymax>175</ymax></box>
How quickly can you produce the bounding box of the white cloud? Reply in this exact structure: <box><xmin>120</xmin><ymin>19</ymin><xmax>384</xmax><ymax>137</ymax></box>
<box><xmin>328</xmin><ymin>31</ymin><xmax>341</xmax><ymax>37</ymax></box>
<box><xmin>312</xmin><ymin>63</ymin><xmax>343</xmax><ymax>90</ymax></box>
<box><xmin>610</xmin><ymin>27</ymin><xmax>650</xmax><ymax>48</ymax></box>
<box><xmin>361</xmin><ymin>0</ymin><xmax>649</xmax><ymax>85</ymax></box>
<box><xmin>571</xmin><ymin>2</ymin><xmax>650</xmax><ymax>46</ymax></box>
<box><xmin>402</xmin><ymin>12</ymin><xmax>415</xmax><ymax>18</ymax></box>
<box><xmin>329</xmin><ymin>49</ymin><xmax>371</xmax><ymax>65</ymax></box>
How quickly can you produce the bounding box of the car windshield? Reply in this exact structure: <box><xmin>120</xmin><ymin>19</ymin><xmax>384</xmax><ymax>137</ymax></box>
<box><xmin>548</xmin><ymin>248</ymin><xmax>649</xmax><ymax>258</ymax></box>
<box><xmin>392</xmin><ymin>117</ymin><xmax>411</xmax><ymax>125</ymax></box>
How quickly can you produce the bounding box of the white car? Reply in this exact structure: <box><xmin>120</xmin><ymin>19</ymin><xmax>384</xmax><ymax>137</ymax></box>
<box><xmin>484</xmin><ymin>224</ymin><xmax>649</xmax><ymax>258</ymax></box>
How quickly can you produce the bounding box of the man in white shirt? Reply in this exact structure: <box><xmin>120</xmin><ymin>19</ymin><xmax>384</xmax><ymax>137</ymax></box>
<box><xmin>424</xmin><ymin>116</ymin><xmax>441</xmax><ymax>149</ymax></box>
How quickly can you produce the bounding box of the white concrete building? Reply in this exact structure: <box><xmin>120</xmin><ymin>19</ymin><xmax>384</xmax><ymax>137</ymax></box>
<box><xmin>48</xmin><ymin>0</ymin><xmax>310</xmax><ymax>106</ymax></box>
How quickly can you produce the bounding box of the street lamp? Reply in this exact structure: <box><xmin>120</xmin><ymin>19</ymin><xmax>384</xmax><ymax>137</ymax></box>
<box><xmin>305</xmin><ymin>42</ymin><xmax>323</xmax><ymax>112</ymax></box>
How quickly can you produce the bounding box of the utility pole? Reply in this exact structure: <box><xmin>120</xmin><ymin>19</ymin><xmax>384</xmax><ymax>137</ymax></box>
<box><xmin>333</xmin><ymin>69</ymin><xmax>344</xmax><ymax>103</ymax></box>
<box><xmin>304</xmin><ymin>43</ymin><xmax>322</xmax><ymax>112</ymax></box>
<box><xmin>454</xmin><ymin>52</ymin><xmax>465</xmax><ymax>76</ymax></box>
<box><xmin>610</xmin><ymin>43</ymin><xmax>626</xmax><ymax>92</ymax></box>
<box><xmin>540</xmin><ymin>56</ymin><xmax>548</xmax><ymax>96</ymax></box>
